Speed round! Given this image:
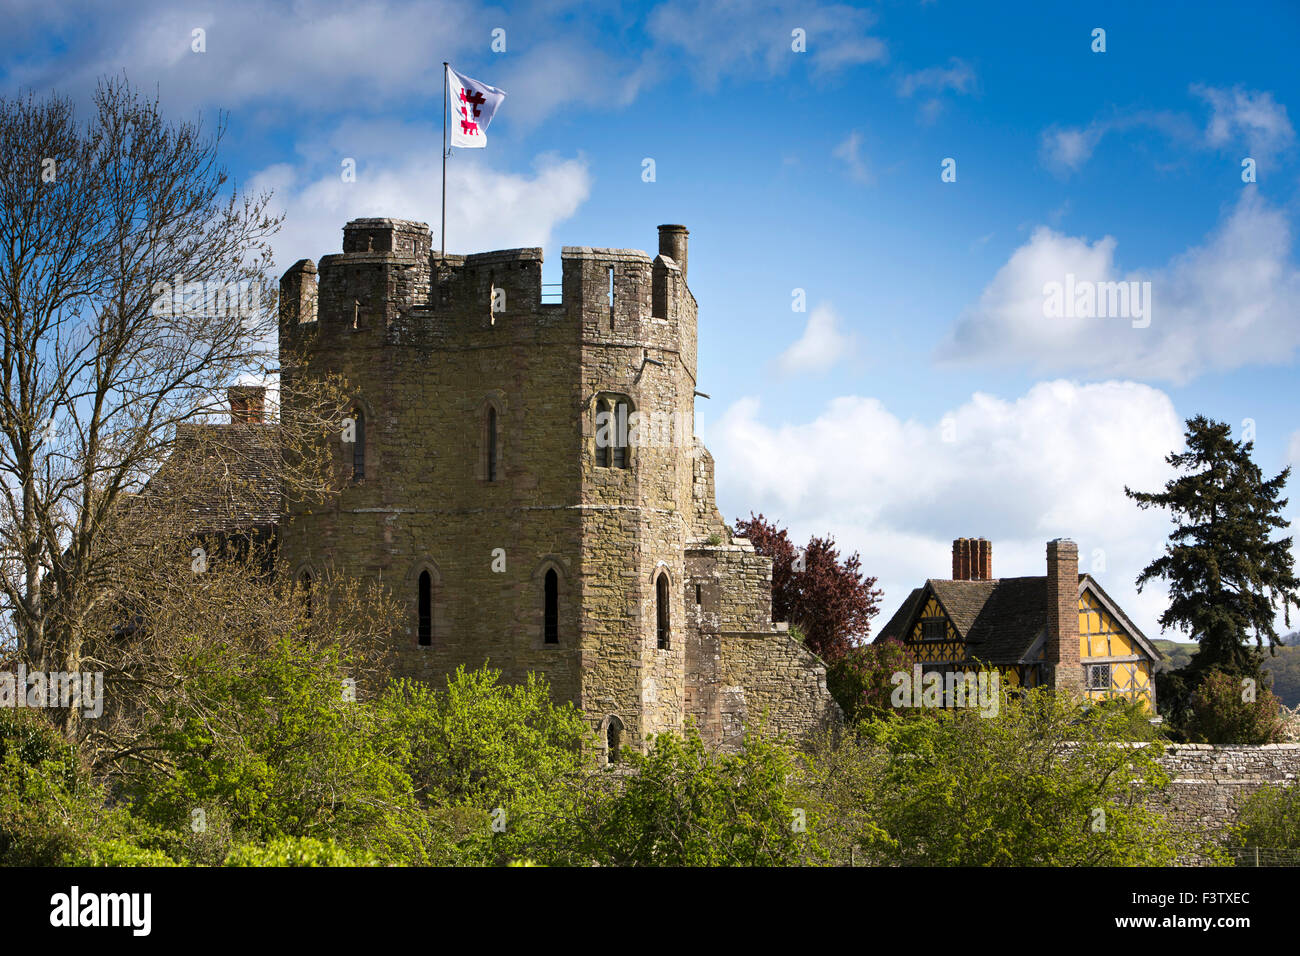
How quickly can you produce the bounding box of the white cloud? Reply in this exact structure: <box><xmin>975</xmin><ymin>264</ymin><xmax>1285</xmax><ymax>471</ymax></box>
<box><xmin>4</xmin><ymin>0</ymin><xmax>888</xmax><ymax>130</ymax></box>
<box><xmin>1193</xmin><ymin>84</ymin><xmax>1295</xmax><ymax>165</ymax></box>
<box><xmin>936</xmin><ymin>190</ymin><xmax>1300</xmax><ymax>384</ymax></box>
<box><xmin>705</xmin><ymin>380</ymin><xmax>1183</xmax><ymax>640</ymax></box>
<box><xmin>646</xmin><ymin>0</ymin><xmax>887</xmax><ymax>86</ymax></box>
<box><xmin>832</xmin><ymin>130</ymin><xmax>872</xmax><ymax>183</ymax></box>
<box><xmin>775</xmin><ymin>303</ymin><xmax>856</xmax><ymax>375</ymax></box>
<box><xmin>1040</xmin><ymin>122</ymin><xmax>1107</xmax><ymax>174</ymax></box>
<box><xmin>3</xmin><ymin>1</ymin><xmax>476</xmax><ymax>115</ymax></box>
<box><xmin>251</xmin><ymin>149</ymin><xmax>592</xmax><ymax>273</ymax></box>
<box><xmin>1039</xmin><ymin>86</ymin><xmax>1291</xmax><ymax>176</ymax></box>
<box><xmin>897</xmin><ymin>58</ymin><xmax>976</xmax><ymax>98</ymax></box>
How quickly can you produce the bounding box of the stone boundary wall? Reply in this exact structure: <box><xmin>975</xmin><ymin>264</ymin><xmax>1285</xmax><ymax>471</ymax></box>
<box><xmin>1153</xmin><ymin>743</ymin><xmax>1300</xmax><ymax>834</ymax></box>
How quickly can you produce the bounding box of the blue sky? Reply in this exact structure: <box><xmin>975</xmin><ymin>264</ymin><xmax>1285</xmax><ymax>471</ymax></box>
<box><xmin>5</xmin><ymin>0</ymin><xmax>1298</xmax><ymax>643</ymax></box>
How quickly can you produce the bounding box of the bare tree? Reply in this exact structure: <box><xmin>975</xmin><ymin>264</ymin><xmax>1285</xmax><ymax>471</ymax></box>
<box><xmin>0</xmin><ymin>77</ymin><xmax>352</xmax><ymax>734</ymax></box>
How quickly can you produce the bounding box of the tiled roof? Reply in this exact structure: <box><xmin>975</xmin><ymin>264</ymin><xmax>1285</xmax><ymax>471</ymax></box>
<box><xmin>877</xmin><ymin>587</ymin><xmax>923</xmax><ymax>642</ymax></box>
<box><xmin>141</xmin><ymin>423</ymin><xmax>281</xmax><ymax>533</ymax></box>
<box><xmin>876</xmin><ymin>573</ymin><xmax>1090</xmax><ymax>664</ymax></box>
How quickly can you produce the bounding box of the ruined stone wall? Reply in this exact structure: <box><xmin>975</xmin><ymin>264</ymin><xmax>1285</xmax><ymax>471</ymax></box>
<box><xmin>685</xmin><ymin>538</ymin><xmax>843</xmax><ymax>749</ymax></box>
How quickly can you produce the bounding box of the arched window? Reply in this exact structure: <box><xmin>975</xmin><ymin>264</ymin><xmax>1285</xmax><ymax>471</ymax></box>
<box><xmin>595</xmin><ymin>396</ymin><xmax>631</xmax><ymax>470</ymax></box>
<box><xmin>352</xmin><ymin>408</ymin><xmax>366</xmax><ymax>481</ymax></box>
<box><xmin>487</xmin><ymin>406</ymin><xmax>499</xmax><ymax>481</ymax></box>
<box><xmin>606</xmin><ymin>715</ymin><xmax>624</xmax><ymax>763</ymax></box>
<box><xmin>298</xmin><ymin>570</ymin><xmax>313</xmax><ymax>619</ymax></box>
<box><xmin>417</xmin><ymin>570</ymin><xmax>432</xmax><ymax>646</ymax></box>
<box><xmin>656</xmin><ymin>572</ymin><xmax>670</xmax><ymax>649</ymax></box>
<box><xmin>544</xmin><ymin>568</ymin><xmax>559</xmax><ymax>644</ymax></box>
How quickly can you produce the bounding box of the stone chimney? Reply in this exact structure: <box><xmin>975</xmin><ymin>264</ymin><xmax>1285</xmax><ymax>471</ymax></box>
<box><xmin>658</xmin><ymin>224</ymin><xmax>689</xmax><ymax>283</ymax></box>
<box><xmin>951</xmin><ymin>538</ymin><xmax>992</xmax><ymax>581</ymax></box>
<box><xmin>1045</xmin><ymin>538</ymin><xmax>1083</xmax><ymax>692</ymax></box>
<box><xmin>229</xmin><ymin>386</ymin><xmax>266</xmax><ymax>425</ymax></box>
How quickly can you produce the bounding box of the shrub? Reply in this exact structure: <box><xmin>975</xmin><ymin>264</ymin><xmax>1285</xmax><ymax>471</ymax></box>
<box><xmin>1185</xmin><ymin>669</ymin><xmax>1284</xmax><ymax>744</ymax></box>
<box><xmin>224</xmin><ymin>836</ymin><xmax>376</xmax><ymax>867</ymax></box>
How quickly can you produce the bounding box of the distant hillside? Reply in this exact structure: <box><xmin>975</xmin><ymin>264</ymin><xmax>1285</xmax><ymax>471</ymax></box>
<box><xmin>1150</xmin><ymin>639</ymin><xmax>1196</xmax><ymax>673</ymax></box>
<box><xmin>1150</xmin><ymin>638</ymin><xmax>1300</xmax><ymax>707</ymax></box>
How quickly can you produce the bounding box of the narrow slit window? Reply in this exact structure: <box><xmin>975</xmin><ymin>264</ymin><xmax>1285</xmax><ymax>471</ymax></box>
<box><xmin>544</xmin><ymin>569</ymin><xmax>559</xmax><ymax>644</ymax></box>
<box><xmin>418</xmin><ymin>570</ymin><xmax>432</xmax><ymax>646</ymax></box>
<box><xmin>607</xmin><ymin>717</ymin><xmax>623</xmax><ymax>763</ymax></box>
<box><xmin>656</xmin><ymin>573</ymin><xmax>670</xmax><ymax>649</ymax></box>
<box><xmin>695</xmin><ymin>583</ymin><xmax>702</xmax><ymax>605</ymax></box>
<box><xmin>352</xmin><ymin>408</ymin><xmax>366</xmax><ymax>481</ymax></box>
<box><xmin>486</xmin><ymin>406</ymin><xmax>498</xmax><ymax>481</ymax></box>
<box><xmin>299</xmin><ymin>571</ymin><xmax>313</xmax><ymax>619</ymax></box>
<box><xmin>608</xmin><ymin>266</ymin><xmax>615</xmax><ymax>330</ymax></box>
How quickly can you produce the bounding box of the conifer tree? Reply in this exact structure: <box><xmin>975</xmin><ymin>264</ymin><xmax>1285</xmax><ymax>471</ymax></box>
<box><xmin>1126</xmin><ymin>416</ymin><xmax>1299</xmax><ymax>734</ymax></box>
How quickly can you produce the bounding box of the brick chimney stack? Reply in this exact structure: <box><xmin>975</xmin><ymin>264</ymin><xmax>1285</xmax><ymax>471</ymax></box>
<box><xmin>951</xmin><ymin>538</ymin><xmax>993</xmax><ymax>581</ymax></box>
<box><xmin>658</xmin><ymin>224</ymin><xmax>689</xmax><ymax>283</ymax></box>
<box><xmin>229</xmin><ymin>386</ymin><xmax>266</xmax><ymax>425</ymax></box>
<box><xmin>1045</xmin><ymin>538</ymin><xmax>1083</xmax><ymax>692</ymax></box>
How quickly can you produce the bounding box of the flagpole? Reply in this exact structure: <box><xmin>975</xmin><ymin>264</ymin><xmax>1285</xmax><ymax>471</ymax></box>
<box><xmin>441</xmin><ymin>61</ymin><xmax>448</xmax><ymax>259</ymax></box>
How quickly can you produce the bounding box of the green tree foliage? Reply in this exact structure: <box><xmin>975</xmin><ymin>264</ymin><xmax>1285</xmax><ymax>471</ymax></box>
<box><xmin>0</xmin><ymin>708</ymin><xmax>165</xmax><ymax>865</ymax></box>
<box><xmin>224</xmin><ymin>837</ymin><xmax>377</xmax><ymax>867</ymax></box>
<box><xmin>581</xmin><ymin>727</ymin><xmax>821</xmax><ymax>866</ymax></box>
<box><xmin>1126</xmin><ymin>416</ymin><xmax>1299</xmax><ymax>734</ymax></box>
<box><xmin>803</xmin><ymin>688</ymin><xmax>1216</xmax><ymax>865</ymax></box>
<box><xmin>118</xmin><ymin>634</ymin><xmax>431</xmax><ymax>864</ymax></box>
<box><xmin>1184</xmin><ymin>669</ymin><xmax>1284</xmax><ymax>745</ymax></box>
<box><xmin>1232</xmin><ymin>782</ymin><xmax>1300</xmax><ymax>850</ymax></box>
<box><xmin>375</xmin><ymin>667</ymin><xmax>597</xmax><ymax>865</ymax></box>
<box><xmin>826</xmin><ymin>638</ymin><xmax>917</xmax><ymax>723</ymax></box>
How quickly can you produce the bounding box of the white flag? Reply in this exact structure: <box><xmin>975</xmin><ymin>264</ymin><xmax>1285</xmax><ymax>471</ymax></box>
<box><xmin>448</xmin><ymin>67</ymin><xmax>506</xmax><ymax>148</ymax></box>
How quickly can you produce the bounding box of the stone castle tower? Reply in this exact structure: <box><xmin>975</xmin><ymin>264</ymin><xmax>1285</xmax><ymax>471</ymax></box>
<box><xmin>277</xmin><ymin>217</ymin><xmax>840</xmax><ymax>756</ymax></box>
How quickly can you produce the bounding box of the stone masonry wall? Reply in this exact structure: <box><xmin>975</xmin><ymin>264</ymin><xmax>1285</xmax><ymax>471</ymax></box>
<box><xmin>278</xmin><ymin>217</ymin><xmax>842</xmax><ymax>756</ymax></box>
<box><xmin>1151</xmin><ymin>743</ymin><xmax>1300</xmax><ymax>835</ymax></box>
<box><xmin>685</xmin><ymin>537</ymin><xmax>843</xmax><ymax>749</ymax></box>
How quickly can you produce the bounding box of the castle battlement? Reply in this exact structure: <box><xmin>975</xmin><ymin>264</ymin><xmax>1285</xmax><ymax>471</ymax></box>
<box><xmin>282</xmin><ymin>220</ymin><xmax>695</xmax><ymax>354</ymax></box>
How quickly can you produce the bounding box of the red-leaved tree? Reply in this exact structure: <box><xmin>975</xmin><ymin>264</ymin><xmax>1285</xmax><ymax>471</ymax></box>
<box><xmin>733</xmin><ymin>513</ymin><xmax>882</xmax><ymax>662</ymax></box>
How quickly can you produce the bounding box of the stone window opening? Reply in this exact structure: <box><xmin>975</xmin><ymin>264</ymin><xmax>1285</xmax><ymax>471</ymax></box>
<box><xmin>595</xmin><ymin>398</ymin><xmax>611</xmax><ymax>468</ymax></box>
<box><xmin>352</xmin><ymin>408</ymin><xmax>366</xmax><ymax>481</ymax></box>
<box><xmin>605</xmin><ymin>715</ymin><xmax>624</xmax><ymax>764</ymax></box>
<box><xmin>595</xmin><ymin>395</ymin><xmax>633</xmax><ymax>470</ymax></box>
<box><xmin>594</xmin><ymin>394</ymin><xmax>632</xmax><ymax>470</ymax></box>
<box><xmin>695</xmin><ymin>583</ymin><xmax>702</xmax><ymax>605</ymax></box>
<box><xmin>299</xmin><ymin>570</ymin><xmax>314</xmax><ymax>619</ymax></box>
<box><xmin>487</xmin><ymin>406</ymin><xmax>499</xmax><ymax>481</ymax></box>
<box><xmin>656</xmin><ymin>572</ymin><xmax>670</xmax><ymax>650</ymax></box>
<box><xmin>418</xmin><ymin>570</ymin><xmax>433</xmax><ymax>646</ymax></box>
<box><xmin>544</xmin><ymin>568</ymin><xmax>559</xmax><ymax>644</ymax></box>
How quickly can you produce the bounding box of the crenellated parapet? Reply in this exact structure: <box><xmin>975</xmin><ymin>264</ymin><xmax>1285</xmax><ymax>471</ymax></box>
<box><xmin>279</xmin><ymin>219</ymin><xmax>697</xmax><ymax>364</ymax></box>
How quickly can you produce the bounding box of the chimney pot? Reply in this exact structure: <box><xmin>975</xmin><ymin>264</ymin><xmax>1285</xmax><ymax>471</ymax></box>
<box><xmin>228</xmin><ymin>385</ymin><xmax>266</xmax><ymax>425</ymax></box>
<box><xmin>657</xmin><ymin>224</ymin><xmax>689</xmax><ymax>283</ymax></box>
